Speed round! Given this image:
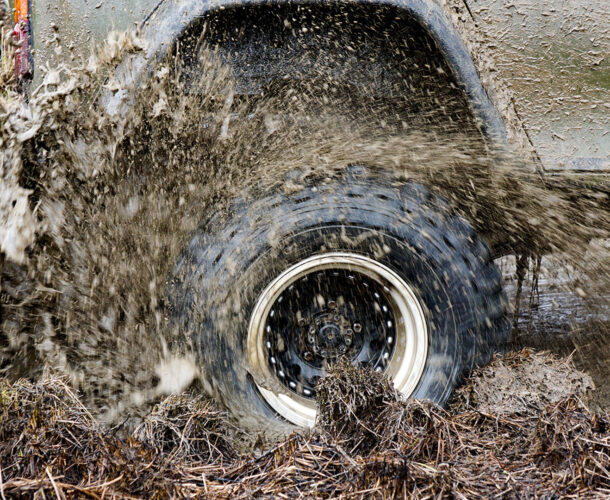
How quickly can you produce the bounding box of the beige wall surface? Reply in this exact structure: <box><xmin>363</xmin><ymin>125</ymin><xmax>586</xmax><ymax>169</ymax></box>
<box><xmin>29</xmin><ymin>0</ymin><xmax>609</xmax><ymax>169</ymax></box>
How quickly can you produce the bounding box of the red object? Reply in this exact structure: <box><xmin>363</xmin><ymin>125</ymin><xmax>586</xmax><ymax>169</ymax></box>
<box><xmin>14</xmin><ymin>0</ymin><xmax>33</xmax><ymax>80</ymax></box>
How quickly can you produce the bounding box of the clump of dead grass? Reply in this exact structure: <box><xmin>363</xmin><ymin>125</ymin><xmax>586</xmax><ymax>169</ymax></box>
<box><xmin>0</xmin><ymin>376</ymin><xmax>178</xmax><ymax>497</ymax></box>
<box><xmin>314</xmin><ymin>353</ymin><xmax>609</xmax><ymax>498</ymax></box>
<box><xmin>0</xmin><ymin>375</ymin><xmax>234</xmax><ymax>498</ymax></box>
<box><xmin>134</xmin><ymin>393</ymin><xmax>238</xmax><ymax>463</ymax></box>
<box><xmin>315</xmin><ymin>358</ymin><xmax>400</xmax><ymax>454</ymax></box>
<box><xmin>2</xmin><ymin>351</ymin><xmax>607</xmax><ymax>499</ymax></box>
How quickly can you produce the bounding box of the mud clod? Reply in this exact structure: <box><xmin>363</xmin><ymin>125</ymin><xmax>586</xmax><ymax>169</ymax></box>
<box><xmin>452</xmin><ymin>348</ymin><xmax>595</xmax><ymax>414</ymax></box>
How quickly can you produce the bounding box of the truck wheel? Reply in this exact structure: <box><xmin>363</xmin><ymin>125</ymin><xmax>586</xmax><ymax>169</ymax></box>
<box><xmin>168</xmin><ymin>170</ymin><xmax>509</xmax><ymax>434</ymax></box>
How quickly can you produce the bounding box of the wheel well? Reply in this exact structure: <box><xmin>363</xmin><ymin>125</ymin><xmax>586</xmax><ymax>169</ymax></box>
<box><xmin>175</xmin><ymin>3</ymin><xmax>484</xmax><ymax>140</ymax></box>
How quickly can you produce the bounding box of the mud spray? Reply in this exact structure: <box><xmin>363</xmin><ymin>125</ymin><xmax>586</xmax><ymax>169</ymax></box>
<box><xmin>0</xmin><ymin>19</ymin><xmax>608</xmax><ymax>427</ymax></box>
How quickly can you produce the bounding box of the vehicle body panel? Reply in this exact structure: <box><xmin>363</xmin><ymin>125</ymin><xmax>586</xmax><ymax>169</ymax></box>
<box><xmin>28</xmin><ymin>0</ymin><xmax>609</xmax><ymax>173</ymax></box>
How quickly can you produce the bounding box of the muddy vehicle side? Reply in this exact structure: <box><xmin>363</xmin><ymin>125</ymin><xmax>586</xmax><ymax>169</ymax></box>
<box><xmin>31</xmin><ymin>0</ymin><xmax>609</xmax><ymax>172</ymax></box>
<box><xmin>21</xmin><ymin>0</ymin><xmax>609</xmax><ymax>433</ymax></box>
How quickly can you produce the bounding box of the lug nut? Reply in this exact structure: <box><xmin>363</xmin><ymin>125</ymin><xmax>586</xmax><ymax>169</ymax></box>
<box><xmin>346</xmin><ymin>328</ymin><xmax>353</xmax><ymax>336</ymax></box>
<box><xmin>303</xmin><ymin>351</ymin><xmax>313</xmax><ymax>361</ymax></box>
<box><xmin>353</xmin><ymin>323</ymin><xmax>362</xmax><ymax>333</ymax></box>
<box><xmin>345</xmin><ymin>337</ymin><xmax>352</xmax><ymax>346</ymax></box>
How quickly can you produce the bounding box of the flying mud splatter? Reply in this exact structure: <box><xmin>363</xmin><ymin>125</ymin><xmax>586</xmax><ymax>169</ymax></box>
<box><xmin>0</xmin><ymin>22</ymin><xmax>608</xmax><ymax>425</ymax></box>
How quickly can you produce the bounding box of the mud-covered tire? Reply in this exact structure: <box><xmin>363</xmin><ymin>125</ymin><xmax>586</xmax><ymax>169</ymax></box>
<box><xmin>168</xmin><ymin>170</ymin><xmax>510</xmax><ymax>435</ymax></box>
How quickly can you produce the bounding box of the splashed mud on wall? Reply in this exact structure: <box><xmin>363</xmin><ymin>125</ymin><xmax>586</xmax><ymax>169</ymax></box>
<box><xmin>0</xmin><ymin>11</ymin><xmax>608</xmax><ymax>427</ymax></box>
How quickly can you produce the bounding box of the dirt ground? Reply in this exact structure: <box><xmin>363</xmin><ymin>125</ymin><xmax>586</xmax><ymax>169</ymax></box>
<box><xmin>0</xmin><ymin>350</ymin><xmax>608</xmax><ymax>499</ymax></box>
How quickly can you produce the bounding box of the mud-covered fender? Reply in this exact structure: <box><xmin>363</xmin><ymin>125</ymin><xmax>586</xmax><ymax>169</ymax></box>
<box><xmin>105</xmin><ymin>0</ymin><xmax>508</xmax><ymax>145</ymax></box>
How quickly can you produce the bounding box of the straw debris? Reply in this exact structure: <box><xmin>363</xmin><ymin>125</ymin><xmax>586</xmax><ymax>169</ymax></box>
<box><xmin>316</xmin><ymin>358</ymin><xmax>401</xmax><ymax>454</ymax></box>
<box><xmin>134</xmin><ymin>394</ymin><xmax>238</xmax><ymax>463</ymax></box>
<box><xmin>0</xmin><ymin>376</ymin><xmax>179</xmax><ymax>498</ymax></box>
<box><xmin>1</xmin><ymin>350</ymin><xmax>608</xmax><ymax>498</ymax></box>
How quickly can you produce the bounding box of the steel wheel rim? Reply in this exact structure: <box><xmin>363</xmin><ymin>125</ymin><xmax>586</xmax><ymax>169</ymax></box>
<box><xmin>247</xmin><ymin>252</ymin><xmax>428</xmax><ymax>427</ymax></box>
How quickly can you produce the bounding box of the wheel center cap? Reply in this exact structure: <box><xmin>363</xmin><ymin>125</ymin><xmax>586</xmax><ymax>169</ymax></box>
<box><xmin>308</xmin><ymin>312</ymin><xmax>353</xmax><ymax>358</ymax></box>
<box><xmin>319</xmin><ymin>323</ymin><xmax>341</xmax><ymax>344</ymax></box>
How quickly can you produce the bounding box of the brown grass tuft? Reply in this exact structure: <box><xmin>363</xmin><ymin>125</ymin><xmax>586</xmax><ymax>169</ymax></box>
<box><xmin>1</xmin><ymin>351</ymin><xmax>609</xmax><ymax>498</ymax></box>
